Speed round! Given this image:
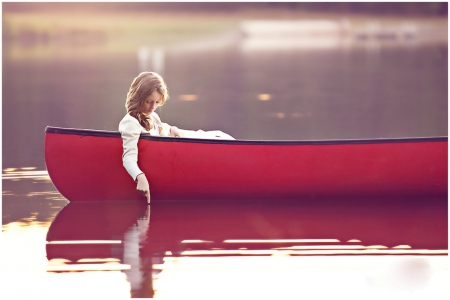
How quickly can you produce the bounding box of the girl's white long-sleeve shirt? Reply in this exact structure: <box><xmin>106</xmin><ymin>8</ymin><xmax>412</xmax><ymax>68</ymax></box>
<box><xmin>118</xmin><ymin>113</ymin><xmax>171</xmax><ymax>181</ymax></box>
<box><xmin>119</xmin><ymin>113</ymin><xmax>235</xmax><ymax>181</ymax></box>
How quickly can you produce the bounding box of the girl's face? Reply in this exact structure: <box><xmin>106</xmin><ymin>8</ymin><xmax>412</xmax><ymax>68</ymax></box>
<box><xmin>141</xmin><ymin>91</ymin><xmax>162</xmax><ymax>115</ymax></box>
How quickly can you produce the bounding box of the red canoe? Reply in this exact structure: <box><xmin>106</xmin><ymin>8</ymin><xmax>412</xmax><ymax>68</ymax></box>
<box><xmin>44</xmin><ymin>126</ymin><xmax>447</xmax><ymax>202</ymax></box>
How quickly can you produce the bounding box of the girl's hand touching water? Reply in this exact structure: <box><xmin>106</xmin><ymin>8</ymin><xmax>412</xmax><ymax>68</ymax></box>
<box><xmin>136</xmin><ymin>173</ymin><xmax>151</xmax><ymax>203</ymax></box>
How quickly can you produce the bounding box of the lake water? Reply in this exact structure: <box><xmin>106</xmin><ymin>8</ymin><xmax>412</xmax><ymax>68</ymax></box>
<box><xmin>2</xmin><ymin>28</ymin><xmax>448</xmax><ymax>298</ymax></box>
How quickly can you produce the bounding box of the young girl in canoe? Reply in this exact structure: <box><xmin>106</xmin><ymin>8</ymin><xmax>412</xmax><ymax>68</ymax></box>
<box><xmin>119</xmin><ymin>71</ymin><xmax>233</xmax><ymax>203</ymax></box>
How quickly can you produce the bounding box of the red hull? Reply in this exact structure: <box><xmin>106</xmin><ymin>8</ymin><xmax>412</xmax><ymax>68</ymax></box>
<box><xmin>44</xmin><ymin>127</ymin><xmax>447</xmax><ymax>202</ymax></box>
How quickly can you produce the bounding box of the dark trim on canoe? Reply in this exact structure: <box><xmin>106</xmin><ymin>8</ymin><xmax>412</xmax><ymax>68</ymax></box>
<box><xmin>45</xmin><ymin>126</ymin><xmax>448</xmax><ymax>146</ymax></box>
<box><xmin>46</xmin><ymin>126</ymin><xmax>121</xmax><ymax>138</ymax></box>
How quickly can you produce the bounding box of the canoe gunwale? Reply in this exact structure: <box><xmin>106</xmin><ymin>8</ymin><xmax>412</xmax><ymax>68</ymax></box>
<box><xmin>45</xmin><ymin>126</ymin><xmax>448</xmax><ymax>146</ymax></box>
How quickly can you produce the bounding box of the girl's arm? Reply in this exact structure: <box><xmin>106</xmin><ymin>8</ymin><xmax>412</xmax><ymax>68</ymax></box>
<box><xmin>152</xmin><ymin>112</ymin><xmax>190</xmax><ymax>137</ymax></box>
<box><xmin>169</xmin><ymin>126</ymin><xmax>187</xmax><ymax>137</ymax></box>
<box><xmin>119</xmin><ymin>115</ymin><xmax>151</xmax><ymax>203</ymax></box>
<box><xmin>152</xmin><ymin>112</ymin><xmax>233</xmax><ymax>139</ymax></box>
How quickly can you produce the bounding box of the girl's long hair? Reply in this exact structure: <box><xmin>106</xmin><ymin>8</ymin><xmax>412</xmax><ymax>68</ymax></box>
<box><xmin>125</xmin><ymin>72</ymin><xmax>169</xmax><ymax>131</ymax></box>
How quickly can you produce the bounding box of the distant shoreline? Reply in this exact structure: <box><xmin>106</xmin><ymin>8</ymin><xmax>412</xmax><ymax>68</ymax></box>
<box><xmin>3</xmin><ymin>8</ymin><xmax>447</xmax><ymax>59</ymax></box>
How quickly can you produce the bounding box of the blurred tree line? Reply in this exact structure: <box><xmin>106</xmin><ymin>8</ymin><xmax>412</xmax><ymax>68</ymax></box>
<box><xmin>3</xmin><ymin>2</ymin><xmax>448</xmax><ymax>16</ymax></box>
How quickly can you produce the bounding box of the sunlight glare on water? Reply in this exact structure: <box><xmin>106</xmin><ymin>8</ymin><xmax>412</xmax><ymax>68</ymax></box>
<box><xmin>151</xmin><ymin>256</ymin><xmax>448</xmax><ymax>299</ymax></box>
<box><xmin>1</xmin><ymin>222</ymin><xmax>131</xmax><ymax>299</ymax></box>
<box><xmin>2</xmin><ymin>169</ymin><xmax>50</xmax><ymax>181</ymax></box>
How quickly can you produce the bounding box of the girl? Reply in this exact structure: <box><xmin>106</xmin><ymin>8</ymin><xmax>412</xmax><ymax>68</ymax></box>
<box><xmin>119</xmin><ymin>71</ymin><xmax>233</xmax><ymax>203</ymax></box>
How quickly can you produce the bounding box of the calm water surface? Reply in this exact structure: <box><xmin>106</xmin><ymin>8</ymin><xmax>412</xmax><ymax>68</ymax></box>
<box><xmin>2</xmin><ymin>30</ymin><xmax>448</xmax><ymax>298</ymax></box>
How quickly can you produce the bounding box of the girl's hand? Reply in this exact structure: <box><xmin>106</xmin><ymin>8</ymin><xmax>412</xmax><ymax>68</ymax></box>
<box><xmin>136</xmin><ymin>173</ymin><xmax>150</xmax><ymax>203</ymax></box>
<box><xmin>170</xmin><ymin>126</ymin><xmax>184</xmax><ymax>137</ymax></box>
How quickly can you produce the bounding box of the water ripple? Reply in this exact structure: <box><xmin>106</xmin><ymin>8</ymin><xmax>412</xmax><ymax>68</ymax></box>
<box><xmin>2</xmin><ymin>168</ymin><xmax>50</xmax><ymax>180</ymax></box>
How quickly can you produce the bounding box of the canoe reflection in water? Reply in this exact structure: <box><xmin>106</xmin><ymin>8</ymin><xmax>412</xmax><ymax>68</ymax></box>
<box><xmin>46</xmin><ymin>198</ymin><xmax>447</xmax><ymax>297</ymax></box>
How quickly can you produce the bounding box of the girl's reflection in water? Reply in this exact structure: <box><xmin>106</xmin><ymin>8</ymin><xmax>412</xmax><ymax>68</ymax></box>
<box><xmin>46</xmin><ymin>198</ymin><xmax>447</xmax><ymax>297</ymax></box>
<box><xmin>46</xmin><ymin>202</ymin><xmax>155</xmax><ymax>297</ymax></box>
<box><xmin>123</xmin><ymin>206</ymin><xmax>154</xmax><ymax>298</ymax></box>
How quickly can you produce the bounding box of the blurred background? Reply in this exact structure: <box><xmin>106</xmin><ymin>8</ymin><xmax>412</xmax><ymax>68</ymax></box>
<box><xmin>2</xmin><ymin>2</ymin><xmax>448</xmax><ymax>170</ymax></box>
